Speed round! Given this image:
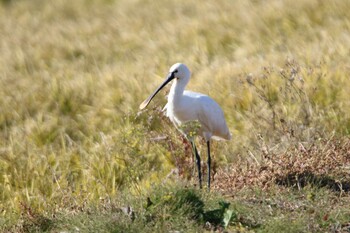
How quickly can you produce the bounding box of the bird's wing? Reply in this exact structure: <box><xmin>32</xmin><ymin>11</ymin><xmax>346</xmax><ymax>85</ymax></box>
<box><xmin>195</xmin><ymin>94</ymin><xmax>231</xmax><ymax>141</ymax></box>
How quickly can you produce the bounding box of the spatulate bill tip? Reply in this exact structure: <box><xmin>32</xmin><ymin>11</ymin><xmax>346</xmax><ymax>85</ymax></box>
<box><xmin>139</xmin><ymin>100</ymin><xmax>149</xmax><ymax>110</ymax></box>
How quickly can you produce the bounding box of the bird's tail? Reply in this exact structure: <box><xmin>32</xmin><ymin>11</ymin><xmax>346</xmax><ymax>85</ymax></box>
<box><xmin>212</xmin><ymin>131</ymin><xmax>231</xmax><ymax>141</ymax></box>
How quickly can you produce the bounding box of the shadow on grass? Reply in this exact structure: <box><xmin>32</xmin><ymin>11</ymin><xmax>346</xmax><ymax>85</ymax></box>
<box><xmin>276</xmin><ymin>171</ymin><xmax>350</xmax><ymax>192</ymax></box>
<box><xmin>143</xmin><ymin>188</ymin><xmax>258</xmax><ymax>231</ymax></box>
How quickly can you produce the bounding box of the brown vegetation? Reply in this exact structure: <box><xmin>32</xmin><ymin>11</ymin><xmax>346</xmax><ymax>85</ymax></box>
<box><xmin>215</xmin><ymin>138</ymin><xmax>350</xmax><ymax>193</ymax></box>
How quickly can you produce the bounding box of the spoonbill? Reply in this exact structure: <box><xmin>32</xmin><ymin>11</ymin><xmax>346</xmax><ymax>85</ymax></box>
<box><xmin>139</xmin><ymin>63</ymin><xmax>231</xmax><ymax>190</ymax></box>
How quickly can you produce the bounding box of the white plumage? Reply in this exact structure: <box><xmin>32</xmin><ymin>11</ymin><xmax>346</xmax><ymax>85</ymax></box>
<box><xmin>164</xmin><ymin>90</ymin><xmax>231</xmax><ymax>141</ymax></box>
<box><xmin>140</xmin><ymin>63</ymin><xmax>231</xmax><ymax>189</ymax></box>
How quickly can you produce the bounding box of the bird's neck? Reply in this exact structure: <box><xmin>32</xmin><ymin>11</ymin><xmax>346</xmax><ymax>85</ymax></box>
<box><xmin>168</xmin><ymin>79</ymin><xmax>187</xmax><ymax>105</ymax></box>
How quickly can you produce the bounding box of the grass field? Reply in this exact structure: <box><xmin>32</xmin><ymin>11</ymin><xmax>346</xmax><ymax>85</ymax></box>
<box><xmin>1</xmin><ymin>0</ymin><xmax>350</xmax><ymax>232</ymax></box>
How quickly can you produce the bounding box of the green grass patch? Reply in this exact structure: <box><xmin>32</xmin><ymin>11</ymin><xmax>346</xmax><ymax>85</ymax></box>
<box><xmin>3</xmin><ymin>183</ymin><xmax>350</xmax><ymax>232</ymax></box>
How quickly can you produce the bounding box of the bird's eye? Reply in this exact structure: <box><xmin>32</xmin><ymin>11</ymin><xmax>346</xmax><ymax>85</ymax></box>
<box><xmin>174</xmin><ymin>70</ymin><xmax>178</xmax><ymax>73</ymax></box>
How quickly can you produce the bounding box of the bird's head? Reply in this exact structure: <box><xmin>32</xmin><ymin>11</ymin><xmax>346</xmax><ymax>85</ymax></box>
<box><xmin>169</xmin><ymin>63</ymin><xmax>191</xmax><ymax>81</ymax></box>
<box><xmin>139</xmin><ymin>63</ymin><xmax>191</xmax><ymax>110</ymax></box>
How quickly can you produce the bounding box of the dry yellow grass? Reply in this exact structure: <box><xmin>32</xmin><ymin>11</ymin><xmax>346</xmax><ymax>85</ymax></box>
<box><xmin>1</xmin><ymin>0</ymin><xmax>350</xmax><ymax>231</ymax></box>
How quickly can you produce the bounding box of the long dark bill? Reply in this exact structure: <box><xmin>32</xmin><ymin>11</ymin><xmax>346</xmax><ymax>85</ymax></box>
<box><xmin>139</xmin><ymin>72</ymin><xmax>175</xmax><ymax>110</ymax></box>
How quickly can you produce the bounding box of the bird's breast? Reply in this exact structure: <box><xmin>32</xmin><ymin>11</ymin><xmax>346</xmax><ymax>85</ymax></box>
<box><xmin>166</xmin><ymin>102</ymin><xmax>198</xmax><ymax>125</ymax></box>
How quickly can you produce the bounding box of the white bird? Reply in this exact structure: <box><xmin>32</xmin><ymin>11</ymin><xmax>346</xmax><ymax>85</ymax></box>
<box><xmin>140</xmin><ymin>63</ymin><xmax>231</xmax><ymax>190</ymax></box>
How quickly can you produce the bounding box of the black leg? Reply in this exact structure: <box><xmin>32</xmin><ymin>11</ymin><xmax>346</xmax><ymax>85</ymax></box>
<box><xmin>207</xmin><ymin>141</ymin><xmax>211</xmax><ymax>191</ymax></box>
<box><xmin>191</xmin><ymin>141</ymin><xmax>202</xmax><ymax>189</ymax></box>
